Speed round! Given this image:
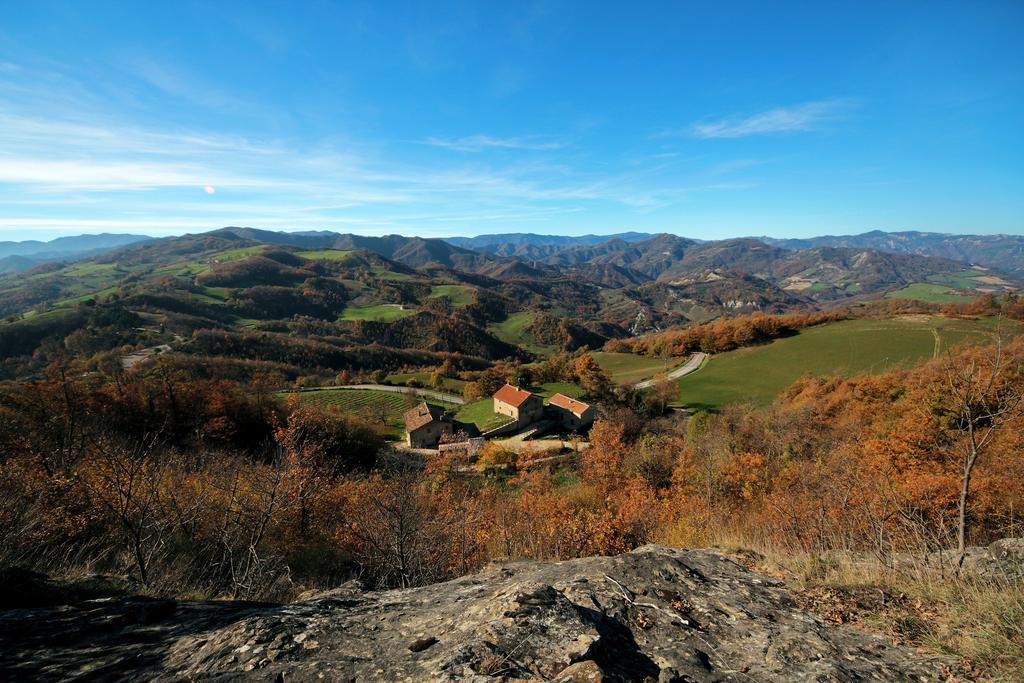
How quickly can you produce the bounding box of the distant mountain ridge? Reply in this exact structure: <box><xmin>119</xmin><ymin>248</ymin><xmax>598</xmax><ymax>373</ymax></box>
<box><xmin>0</xmin><ymin>233</ymin><xmax>153</xmax><ymax>273</ymax></box>
<box><xmin>759</xmin><ymin>230</ymin><xmax>1024</xmax><ymax>276</ymax></box>
<box><xmin>0</xmin><ymin>233</ymin><xmax>152</xmax><ymax>259</ymax></box>
<box><xmin>178</xmin><ymin>228</ymin><xmax>1022</xmax><ymax>302</ymax></box>
<box><xmin>444</xmin><ymin>232</ymin><xmax>652</xmax><ymax>252</ymax></box>
<box><xmin>1</xmin><ymin>226</ymin><xmax>1019</xmax><ymax>382</ymax></box>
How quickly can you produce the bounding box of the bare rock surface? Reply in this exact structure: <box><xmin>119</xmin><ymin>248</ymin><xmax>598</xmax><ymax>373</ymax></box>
<box><xmin>1</xmin><ymin>545</ymin><xmax>950</xmax><ymax>681</ymax></box>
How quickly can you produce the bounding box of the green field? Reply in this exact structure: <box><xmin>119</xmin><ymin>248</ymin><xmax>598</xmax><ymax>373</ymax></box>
<box><xmin>930</xmin><ymin>268</ymin><xmax>995</xmax><ymax>290</ymax></box>
<box><xmin>886</xmin><ymin>282</ymin><xmax>976</xmax><ymax>303</ymax></box>
<box><xmin>191</xmin><ymin>286</ymin><xmax>231</xmax><ymax>305</ymax></box>
<box><xmin>488</xmin><ymin>311</ymin><xmax>557</xmax><ymax>356</ymax></box>
<box><xmin>287</xmin><ymin>388</ymin><xmax>458</xmax><ymax>438</ymax></box>
<box><xmin>592</xmin><ymin>351</ymin><xmax>683</xmax><ymax>385</ymax></box>
<box><xmin>455</xmin><ymin>398</ymin><xmax>513</xmax><ymax>432</ymax></box>
<box><xmin>295</xmin><ymin>249</ymin><xmax>354</xmax><ymax>261</ymax></box>
<box><xmin>368</xmin><ymin>265</ymin><xmax>418</xmax><ymax>282</ymax></box>
<box><xmin>213</xmin><ymin>246</ymin><xmax>266</xmax><ymax>262</ymax></box>
<box><xmin>63</xmin><ymin>262</ymin><xmax>119</xmax><ymax>277</ymax></box>
<box><xmin>676</xmin><ymin>316</ymin><xmax>1017</xmax><ymax>410</ymax></box>
<box><xmin>429</xmin><ymin>284</ymin><xmax>475</xmax><ymax>307</ymax></box>
<box><xmin>339</xmin><ymin>304</ymin><xmax>414</xmax><ymax>322</ymax></box>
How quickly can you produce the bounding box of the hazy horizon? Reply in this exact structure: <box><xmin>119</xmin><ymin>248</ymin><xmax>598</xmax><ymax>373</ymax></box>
<box><xmin>6</xmin><ymin>224</ymin><xmax>1024</xmax><ymax>245</ymax></box>
<box><xmin>6</xmin><ymin>224</ymin><xmax>1024</xmax><ymax>246</ymax></box>
<box><xmin>2</xmin><ymin>2</ymin><xmax>1022</xmax><ymax>242</ymax></box>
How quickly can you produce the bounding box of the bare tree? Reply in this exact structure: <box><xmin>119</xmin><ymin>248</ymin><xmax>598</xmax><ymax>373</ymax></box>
<box><xmin>210</xmin><ymin>447</ymin><xmax>290</xmax><ymax>598</ymax></box>
<box><xmin>85</xmin><ymin>433</ymin><xmax>169</xmax><ymax>585</ymax></box>
<box><xmin>934</xmin><ymin>338</ymin><xmax>1024</xmax><ymax>568</ymax></box>
<box><xmin>367</xmin><ymin>397</ymin><xmax>394</xmax><ymax>427</ymax></box>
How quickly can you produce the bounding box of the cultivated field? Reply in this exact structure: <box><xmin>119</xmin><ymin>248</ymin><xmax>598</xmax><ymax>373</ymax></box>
<box><xmin>677</xmin><ymin>315</ymin><xmax>1017</xmax><ymax>410</ymax></box>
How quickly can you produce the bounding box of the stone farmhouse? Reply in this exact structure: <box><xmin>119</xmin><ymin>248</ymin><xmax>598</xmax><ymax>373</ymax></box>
<box><xmin>492</xmin><ymin>384</ymin><xmax>544</xmax><ymax>428</ymax></box>
<box><xmin>403</xmin><ymin>402</ymin><xmax>453</xmax><ymax>448</ymax></box>
<box><xmin>547</xmin><ymin>393</ymin><xmax>596</xmax><ymax>431</ymax></box>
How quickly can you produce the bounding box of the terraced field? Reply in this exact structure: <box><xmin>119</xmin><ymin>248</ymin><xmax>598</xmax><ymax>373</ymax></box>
<box><xmin>287</xmin><ymin>388</ymin><xmax>459</xmax><ymax>438</ymax></box>
<box><xmin>677</xmin><ymin>315</ymin><xmax>1018</xmax><ymax>410</ymax></box>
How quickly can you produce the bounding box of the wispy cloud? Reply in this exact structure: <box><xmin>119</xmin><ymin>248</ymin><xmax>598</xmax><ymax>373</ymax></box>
<box><xmin>420</xmin><ymin>134</ymin><xmax>565</xmax><ymax>152</ymax></box>
<box><xmin>688</xmin><ymin>99</ymin><xmax>856</xmax><ymax>139</ymax></box>
<box><xmin>0</xmin><ymin>61</ymin><xmax>758</xmax><ymax>239</ymax></box>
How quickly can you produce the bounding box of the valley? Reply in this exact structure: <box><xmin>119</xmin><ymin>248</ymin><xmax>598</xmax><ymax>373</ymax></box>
<box><xmin>2</xmin><ymin>228</ymin><xmax>1022</xmax><ymax>439</ymax></box>
<box><xmin>5</xmin><ymin>4</ymin><xmax>1024</xmax><ymax>679</ymax></box>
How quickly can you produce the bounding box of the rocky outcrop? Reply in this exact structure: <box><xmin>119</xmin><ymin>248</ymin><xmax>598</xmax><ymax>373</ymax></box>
<box><xmin>1</xmin><ymin>546</ymin><xmax>949</xmax><ymax>681</ymax></box>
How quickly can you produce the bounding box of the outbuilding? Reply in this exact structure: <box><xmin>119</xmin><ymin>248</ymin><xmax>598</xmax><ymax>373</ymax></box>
<box><xmin>547</xmin><ymin>393</ymin><xmax>596</xmax><ymax>431</ymax></box>
<box><xmin>403</xmin><ymin>402</ymin><xmax>453</xmax><ymax>448</ymax></box>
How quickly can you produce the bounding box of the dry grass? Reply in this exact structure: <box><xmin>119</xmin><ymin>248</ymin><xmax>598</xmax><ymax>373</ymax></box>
<box><xmin>689</xmin><ymin>534</ymin><xmax>1024</xmax><ymax>681</ymax></box>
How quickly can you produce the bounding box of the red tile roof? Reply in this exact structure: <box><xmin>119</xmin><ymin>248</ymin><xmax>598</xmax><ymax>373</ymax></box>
<box><xmin>403</xmin><ymin>402</ymin><xmax>447</xmax><ymax>431</ymax></box>
<box><xmin>493</xmin><ymin>384</ymin><xmax>538</xmax><ymax>408</ymax></box>
<box><xmin>548</xmin><ymin>393</ymin><xmax>592</xmax><ymax>417</ymax></box>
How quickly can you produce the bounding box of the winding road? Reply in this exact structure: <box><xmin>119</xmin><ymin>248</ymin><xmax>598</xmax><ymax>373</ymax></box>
<box><xmin>632</xmin><ymin>352</ymin><xmax>708</xmax><ymax>390</ymax></box>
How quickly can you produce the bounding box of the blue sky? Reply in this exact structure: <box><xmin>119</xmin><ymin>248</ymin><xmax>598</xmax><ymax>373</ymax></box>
<box><xmin>0</xmin><ymin>0</ymin><xmax>1022</xmax><ymax>241</ymax></box>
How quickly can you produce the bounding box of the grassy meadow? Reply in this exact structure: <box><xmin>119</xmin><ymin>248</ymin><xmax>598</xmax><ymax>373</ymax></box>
<box><xmin>885</xmin><ymin>282</ymin><xmax>977</xmax><ymax>303</ymax></box>
<box><xmin>295</xmin><ymin>249</ymin><xmax>354</xmax><ymax>261</ymax></box>
<box><xmin>339</xmin><ymin>304</ymin><xmax>414</xmax><ymax>322</ymax></box>
<box><xmin>429</xmin><ymin>284</ymin><xmax>475</xmax><ymax>307</ymax></box>
<box><xmin>677</xmin><ymin>315</ymin><xmax>1016</xmax><ymax>410</ymax></box>
<box><xmin>287</xmin><ymin>388</ymin><xmax>458</xmax><ymax>438</ymax></box>
<box><xmin>455</xmin><ymin>398</ymin><xmax>514</xmax><ymax>432</ymax></box>
<box><xmin>592</xmin><ymin>351</ymin><xmax>683</xmax><ymax>385</ymax></box>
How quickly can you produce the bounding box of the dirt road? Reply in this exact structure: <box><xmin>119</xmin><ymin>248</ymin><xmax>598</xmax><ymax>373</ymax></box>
<box><xmin>633</xmin><ymin>352</ymin><xmax>708</xmax><ymax>389</ymax></box>
<box><xmin>296</xmin><ymin>384</ymin><xmax>466</xmax><ymax>405</ymax></box>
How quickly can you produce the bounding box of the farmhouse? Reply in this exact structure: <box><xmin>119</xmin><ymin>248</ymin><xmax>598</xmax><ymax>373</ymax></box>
<box><xmin>492</xmin><ymin>384</ymin><xmax>544</xmax><ymax>427</ymax></box>
<box><xmin>403</xmin><ymin>402</ymin><xmax>453</xmax><ymax>448</ymax></box>
<box><xmin>548</xmin><ymin>393</ymin><xmax>596</xmax><ymax>431</ymax></box>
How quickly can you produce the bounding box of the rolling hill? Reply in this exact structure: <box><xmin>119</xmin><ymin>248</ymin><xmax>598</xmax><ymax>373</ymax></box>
<box><xmin>0</xmin><ymin>227</ymin><xmax>1019</xmax><ymax>383</ymax></box>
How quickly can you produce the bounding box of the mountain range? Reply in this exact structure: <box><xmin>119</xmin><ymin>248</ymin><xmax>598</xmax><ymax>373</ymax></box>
<box><xmin>0</xmin><ymin>225</ymin><xmax>1019</xmax><ymax>381</ymax></box>
<box><xmin>757</xmin><ymin>230</ymin><xmax>1024</xmax><ymax>277</ymax></box>
<box><xmin>0</xmin><ymin>233</ymin><xmax>152</xmax><ymax>273</ymax></box>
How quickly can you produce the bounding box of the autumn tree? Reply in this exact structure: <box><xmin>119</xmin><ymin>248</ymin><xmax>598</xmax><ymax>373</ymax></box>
<box><xmin>929</xmin><ymin>339</ymin><xmax>1024</xmax><ymax>567</ymax></box>
<box><xmin>574</xmin><ymin>353</ymin><xmax>612</xmax><ymax>398</ymax></box>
